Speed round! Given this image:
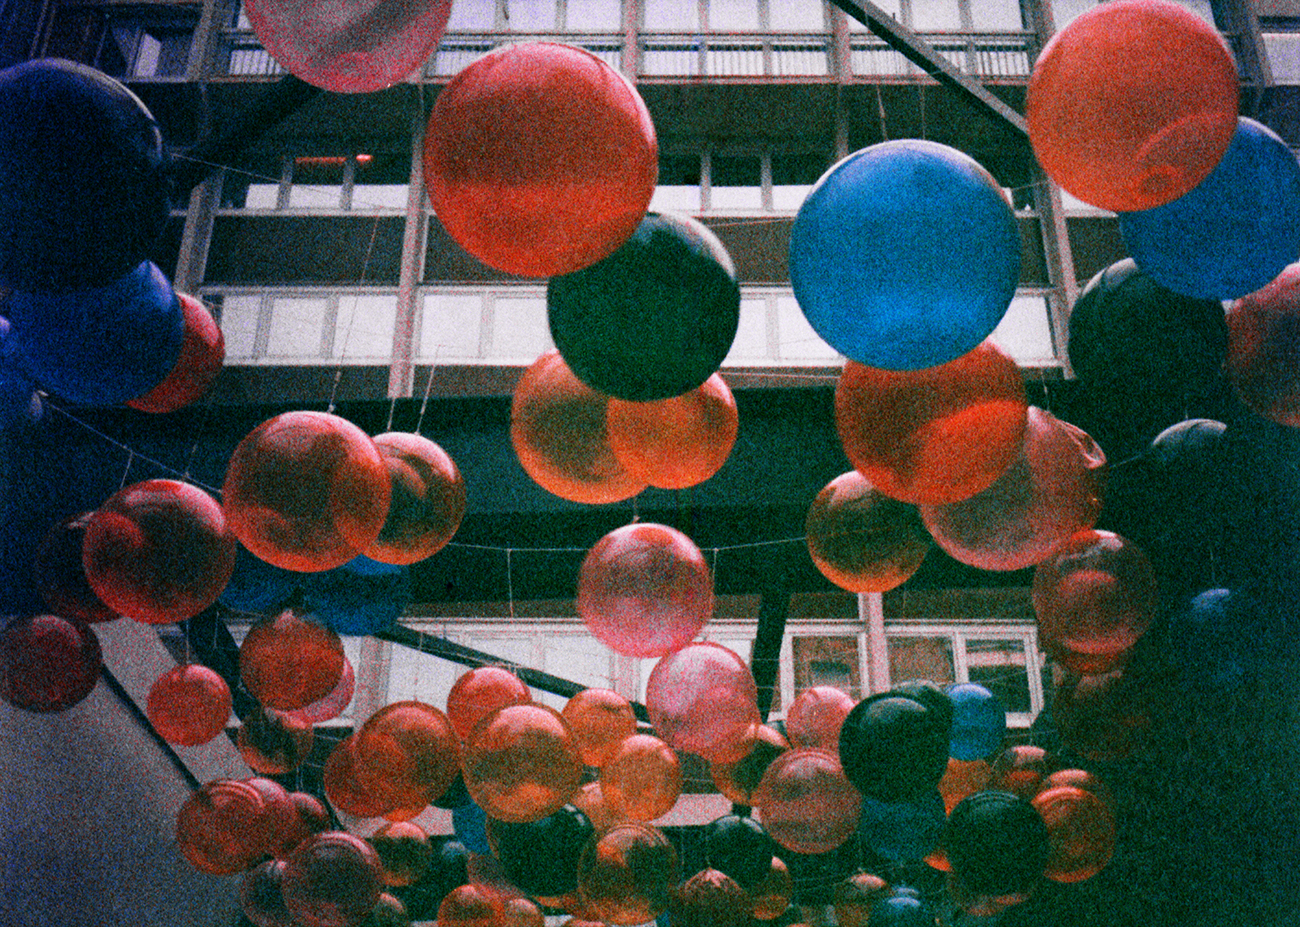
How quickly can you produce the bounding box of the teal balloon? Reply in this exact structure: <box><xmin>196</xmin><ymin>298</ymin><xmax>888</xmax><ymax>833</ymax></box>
<box><xmin>946</xmin><ymin>682</ymin><xmax>1006</xmax><ymax>761</ymax></box>
<box><xmin>302</xmin><ymin>555</ymin><xmax>410</xmax><ymax>636</ymax></box>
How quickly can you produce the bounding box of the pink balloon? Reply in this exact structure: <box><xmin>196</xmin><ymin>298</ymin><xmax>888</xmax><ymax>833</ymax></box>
<box><xmin>785</xmin><ymin>686</ymin><xmax>856</xmax><ymax>754</ymax></box>
<box><xmin>645</xmin><ymin>642</ymin><xmax>759</xmax><ymax>764</ymax></box>
<box><xmin>753</xmin><ymin>747</ymin><xmax>861</xmax><ymax>855</ymax></box>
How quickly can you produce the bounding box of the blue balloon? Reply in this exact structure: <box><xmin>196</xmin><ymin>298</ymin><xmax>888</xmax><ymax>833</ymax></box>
<box><xmin>857</xmin><ymin>790</ymin><xmax>946</xmax><ymax>862</ymax></box>
<box><xmin>2</xmin><ymin>260</ymin><xmax>182</xmax><ymax>405</ymax></box>
<box><xmin>946</xmin><ymin>682</ymin><xmax>1007</xmax><ymax>761</ymax></box>
<box><xmin>451</xmin><ymin>800</ymin><xmax>491</xmax><ymax>856</ymax></box>
<box><xmin>1165</xmin><ymin>588</ymin><xmax>1269</xmax><ymax>696</ymax></box>
<box><xmin>1119</xmin><ymin>118</ymin><xmax>1300</xmax><ymax>300</ymax></box>
<box><xmin>0</xmin><ymin>363</ymin><xmax>41</xmax><ymax>428</ymax></box>
<box><xmin>789</xmin><ymin>139</ymin><xmax>1020</xmax><ymax>370</ymax></box>
<box><xmin>301</xmin><ymin>555</ymin><xmax>411</xmax><ymax>636</ymax></box>
<box><xmin>219</xmin><ymin>543</ymin><xmax>300</xmax><ymax>616</ymax></box>
<box><xmin>871</xmin><ymin>893</ymin><xmax>933</xmax><ymax>927</ymax></box>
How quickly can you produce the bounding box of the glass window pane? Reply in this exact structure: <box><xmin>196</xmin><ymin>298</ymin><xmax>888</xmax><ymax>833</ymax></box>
<box><xmin>645</xmin><ymin>0</ymin><xmax>699</xmax><ymax>31</ymax></box>
<box><xmin>506</xmin><ymin>0</ymin><xmax>557</xmax><ymax>30</ymax></box>
<box><xmin>910</xmin><ymin>0</ymin><xmax>963</xmax><ymax>31</ymax></box>
<box><xmin>651</xmin><ymin>153</ymin><xmax>703</xmax><ymax>212</ymax></box>
<box><xmin>723</xmin><ymin>296</ymin><xmax>771</xmax><ymax>364</ymax></box>
<box><xmin>491</xmin><ymin>295</ymin><xmax>552</xmax><ymax>361</ymax></box>
<box><xmin>793</xmin><ymin>636</ymin><xmax>863</xmax><ymax>700</ymax></box>
<box><xmin>776</xmin><ymin>296</ymin><xmax>840</xmax><ymax>362</ymax></box>
<box><xmin>387</xmin><ymin>642</ymin><xmax>459</xmax><ymax>705</ymax></box>
<box><xmin>710</xmin><ymin>154</ymin><xmax>762</xmax><ymax>210</ymax></box>
<box><xmin>990</xmin><ymin>293</ymin><xmax>1055</xmax><ymax>365</ymax></box>
<box><xmin>265</xmin><ymin>296</ymin><xmax>328</xmax><ymax>358</ymax></box>
<box><xmin>334</xmin><ymin>294</ymin><xmax>397</xmax><ymax>359</ymax></box>
<box><xmin>222</xmin><ymin>158</ymin><xmax>282</xmax><ymax>209</ymax></box>
<box><xmin>565</xmin><ymin>0</ymin><xmax>623</xmax><ymax>30</ymax></box>
<box><xmin>771</xmin><ymin>0</ymin><xmax>826</xmax><ymax>31</ymax></box>
<box><xmin>447</xmin><ymin>1</ymin><xmax>496</xmax><ymax>29</ymax></box>
<box><xmin>1049</xmin><ymin>0</ymin><xmax>1095</xmax><ymax>28</ymax></box>
<box><xmin>352</xmin><ymin>153</ymin><xmax>410</xmax><ymax>210</ymax></box>
<box><xmin>288</xmin><ymin>156</ymin><xmax>345</xmax><ymax>209</ymax></box>
<box><xmin>964</xmin><ymin>638</ymin><xmax>1032</xmax><ymax>714</ymax></box>
<box><xmin>216</xmin><ymin>294</ymin><xmax>261</xmax><ymax>359</ymax></box>
<box><xmin>1264</xmin><ymin>33</ymin><xmax>1300</xmax><ymax>84</ymax></box>
<box><xmin>888</xmin><ymin>635</ymin><xmax>956</xmax><ymax>686</ymax></box>
<box><xmin>771</xmin><ymin>151</ymin><xmax>828</xmax><ymax>211</ymax></box>
<box><xmin>421</xmin><ymin>292</ymin><xmax>484</xmax><ymax>361</ymax></box>
<box><xmin>968</xmin><ymin>0</ymin><xmax>1023</xmax><ymax>29</ymax></box>
<box><xmin>709</xmin><ymin>0</ymin><xmax>760</xmax><ymax>31</ymax></box>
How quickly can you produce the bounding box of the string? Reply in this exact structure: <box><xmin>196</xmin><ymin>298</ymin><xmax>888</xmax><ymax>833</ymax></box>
<box><xmin>385</xmin><ymin>396</ymin><xmax>398</xmax><ymax>432</ymax></box>
<box><xmin>444</xmin><ymin>536</ymin><xmax>807</xmax><ymax>555</ymax></box>
<box><xmin>327</xmin><ymin>217</ymin><xmax>384</xmax><ymax>414</ymax></box>
<box><xmin>505</xmin><ymin>549</ymin><xmax>516</xmax><ymax>620</ymax></box>
<box><xmin>415</xmin><ymin>353</ymin><xmax>439</xmax><ymax>435</ymax></box>
<box><xmin>875</xmin><ymin>83</ymin><xmax>888</xmax><ymax>141</ymax></box>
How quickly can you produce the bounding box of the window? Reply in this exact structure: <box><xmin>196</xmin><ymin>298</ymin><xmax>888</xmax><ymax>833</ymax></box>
<box><xmin>207</xmin><ymin>290</ymin><xmax>399</xmax><ymax>364</ymax></box>
<box><xmin>44</xmin><ymin>6</ymin><xmax>196</xmax><ymax>79</ymax></box>
<box><xmin>709</xmin><ymin>153</ymin><xmax>763</xmax><ymax>211</ymax></box>
<box><xmin>1262</xmin><ymin>18</ymin><xmax>1300</xmax><ymax>85</ymax></box>
<box><xmin>219</xmin><ymin>154</ymin><xmax>411</xmax><ymax>213</ymax></box>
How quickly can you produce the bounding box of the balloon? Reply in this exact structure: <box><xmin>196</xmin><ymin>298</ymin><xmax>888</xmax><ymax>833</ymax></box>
<box><xmin>857</xmin><ymin>790</ymin><xmax>946</xmax><ymax>863</ymax></box>
<box><xmin>577</xmin><ymin>522</ymin><xmax>713</xmax><ymax>658</ymax></box>
<box><xmin>3</xmin><ymin>260</ymin><xmax>183</xmax><ymax>405</ymax></box>
<box><xmin>835</xmin><ymin>344</ymin><xmax>1028</xmax><ymax>505</ymax></box>
<box><xmin>1164</xmin><ymin>587</ymin><xmax>1269</xmax><ymax>697</ymax></box>
<box><xmin>353</xmin><ymin>700</ymin><xmax>461</xmax><ymax>810</ymax></box>
<box><xmin>245</xmin><ymin>776</ymin><xmax>301</xmax><ymax>857</ymax></box>
<box><xmin>599</xmin><ymin>734</ymin><xmax>682</xmax><ymax>822</ymax></box>
<box><xmin>669</xmin><ymin>868</ymin><xmax>751</xmax><ymax>927</ymax></box>
<box><xmin>370</xmin><ymin>821</ymin><xmax>433</xmax><ymax>888</ymax></box>
<box><xmin>146</xmin><ymin>664</ymin><xmax>231</xmax><ymax>746</ymax></box>
<box><xmin>702</xmin><ymin>814</ymin><xmax>774</xmax><ymax>890</ymax></box>
<box><xmin>754</xmin><ymin>747</ymin><xmax>861</xmax><ymax>855</ymax></box>
<box><xmin>832</xmin><ymin>871</ymin><xmax>890</xmax><ymax>927</ymax></box>
<box><xmin>870</xmin><ymin>893</ymin><xmax>935</xmax><ymax>927</ymax></box>
<box><xmin>450</xmin><ymin>802</ymin><xmax>491</xmax><ymax>856</ymax></box>
<box><xmin>487</xmin><ymin>804</ymin><xmax>594</xmax><ymax>897</ymax></box>
<box><xmin>1119</xmin><ymin>118</ymin><xmax>1300</xmax><ymax>300</ymax></box>
<box><xmin>943</xmin><ymin>791</ymin><xmax>1048</xmax><ymax>899</ymax></box>
<box><xmin>240</xmin><ymin>610</ymin><xmax>345</xmax><ymax>711</ymax></box>
<box><xmin>1051</xmin><ymin>668</ymin><xmax>1152</xmax><ymax>762</ymax></box>
<box><xmin>804</xmin><ymin>472</ymin><xmax>931</xmax><ymax>593</ymax></box>
<box><xmin>548</xmin><ymin>212</ymin><xmax>740</xmax><ymax>401</ymax></box>
<box><xmin>302</xmin><ymin>555</ymin><xmax>411</xmax><ymax>636</ymax></box>
<box><xmin>445</xmin><ymin>665</ymin><xmax>533</xmax><ymax>744</ymax></box>
<box><xmin>606</xmin><ymin>374</ymin><xmax>738</xmax><ymax>488</ymax></box>
<box><xmin>0</xmin><ymin>59</ymin><xmax>167</xmax><ymax>290</ymax></box>
<box><xmin>243</xmin><ymin>0</ymin><xmax>451</xmax><ymax>93</ymax></box>
<box><xmin>987</xmin><ymin>745</ymin><xmax>1054</xmax><ymax>801</ymax></box>
<box><xmin>219</xmin><ymin>543</ymin><xmax>301</xmax><ymax>616</ymax></box>
<box><xmin>222</xmin><ymin>411</ymin><xmax>392</xmax><ymax>572</ymax></box>
<box><xmin>175</xmin><ymin>778</ymin><xmax>276</xmax><ymax>876</ymax></box>
<box><xmin>241</xmin><ymin>859</ymin><xmax>295</xmax><ymax>927</ymax></box>
<box><xmin>749</xmin><ymin>855</ymin><xmax>793</xmax><ymax>921</ymax></box>
<box><xmin>282</xmin><ymin>831</ymin><xmax>383</xmax><ymax>927</ymax></box>
<box><xmin>83</xmin><ymin>479</ymin><xmax>236</xmax><ymax>625</ymax></box>
<box><xmin>0</xmin><ymin>613</ymin><xmax>101</xmax><ymax>712</ymax></box>
<box><xmin>238</xmin><ymin>706</ymin><xmax>315</xmax><ymax>775</ymax></box>
<box><xmin>371</xmin><ymin>893</ymin><xmax>411</xmax><ymax>927</ymax></box>
<box><xmin>461</xmin><ymin>703</ymin><xmax>584</xmax><ymax>823</ymax></box>
<box><xmin>392</xmin><ymin>837</ymin><xmax>469</xmax><ymax>921</ymax></box>
<box><xmin>576</xmin><ymin>822</ymin><xmax>679</xmax><ymax>925</ymax></box>
<box><xmin>500</xmin><ymin>897</ymin><xmax>543</xmax><ymax>927</ymax></box>
<box><xmin>424</xmin><ymin>42</ymin><xmax>657</xmax><ymax>278</ymax></box>
<box><xmin>919</xmin><ymin>407</ymin><xmax>1107</xmax><ymax>572</ymax></box>
<box><xmin>126</xmin><ymin>292</ymin><xmax>225</xmax><ymax>413</ymax></box>
<box><xmin>1033</xmin><ymin>530</ymin><xmax>1159</xmax><ymax>675</ymax></box>
<box><xmin>785</xmin><ymin>686</ymin><xmax>855</xmax><ymax>754</ymax></box>
<box><xmin>789</xmin><ymin>140</ymin><xmax>1020</xmax><ymax>370</ymax></box>
<box><xmin>510</xmin><ymin>350</ymin><xmax>646</xmax><ymax>504</ymax></box>
<box><xmin>33</xmin><ymin>512</ymin><xmax>117</xmax><ymax>624</ymax></box>
<box><xmin>838</xmin><ymin>693</ymin><xmax>950</xmax><ymax>803</ymax></box>
<box><xmin>1031</xmin><ymin>785</ymin><xmax>1116</xmax><ymax>883</ymax></box>
<box><xmin>937</xmin><ymin>757</ymin><xmax>992</xmax><ymax>815</ymax></box>
<box><xmin>280</xmin><ymin>792</ymin><xmax>331</xmax><ymax>857</ymax></box>
<box><xmin>1226</xmin><ymin>263</ymin><xmax>1300</xmax><ymax>426</ymax></box>
<box><xmin>945</xmin><ymin>683</ymin><xmax>1006</xmax><ymax>761</ymax></box>
<box><xmin>436</xmin><ymin>883</ymin><xmax>504</xmax><ymax>927</ymax></box>
<box><xmin>363</xmin><ymin>432</ymin><xmax>465</xmax><ymax>565</ymax></box>
<box><xmin>1027</xmin><ymin>0</ymin><xmax>1238</xmax><ymax>211</ymax></box>
<box><xmin>710</xmin><ymin>724</ymin><xmax>788</xmax><ymax>806</ymax></box>
<box><xmin>285</xmin><ymin>654</ymin><xmax>355</xmax><ymax>724</ymax></box>
<box><xmin>644</xmin><ymin>641</ymin><xmax>760</xmax><ymax>764</ymax></box>
<box><xmin>562</xmin><ymin>687</ymin><xmax>637</xmax><ymax>768</ymax></box>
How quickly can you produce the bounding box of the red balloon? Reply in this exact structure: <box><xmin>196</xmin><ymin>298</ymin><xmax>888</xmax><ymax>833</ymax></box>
<box><xmin>238</xmin><ymin>706</ymin><xmax>315</xmax><ymax>775</ymax></box>
<box><xmin>920</xmin><ymin>407</ymin><xmax>1107</xmax><ymax>571</ymax></box>
<box><xmin>804</xmin><ymin>471</ymin><xmax>931</xmax><ymax>593</ymax></box>
<box><xmin>83</xmin><ymin>479</ymin><xmax>237</xmax><ymax>624</ymax></box>
<box><xmin>938</xmin><ymin>757</ymin><xmax>993</xmax><ymax>815</ymax></box>
<box><xmin>246</xmin><ymin>775</ymin><xmax>301</xmax><ymax>854</ymax></box>
<box><xmin>599</xmin><ymin>733</ymin><xmax>682</xmax><ymax>822</ymax></box>
<box><xmin>1032</xmin><ymin>785</ymin><xmax>1117</xmax><ymax>883</ymax></box>
<box><xmin>987</xmin><ymin>745</ymin><xmax>1054</xmax><ymax>800</ymax></box>
<box><xmin>511</xmin><ymin>350</ymin><xmax>646</xmax><ymax>505</ymax></box>
<box><xmin>753</xmin><ymin>747</ymin><xmax>861</xmax><ymax>855</ymax></box>
<box><xmin>147</xmin><ymin>664</ymin><xmax>231</xmax><ymax>745</ymax></box>
<box><xmin>127</xmin><ymin>292</ymin><xmax>224</xmax><ymax>413</ymax></box>
<box><xmin>832</xmin><ymin>872</ymin><xmax>890</xmax><ymax>927</ymax></box>
<box><xmin>281</xmin><ymin>831</ymin><xmax>383</xmax><ymax>927</ymax></box>
<box><xmin>750</xmin><ymin>855</ymin><xmax>794</xmax><ymax>921</ymax></box>
<box><xmin>240</xmin><ymin>860</ymin><xmax>295</xmax><ymax>927</ymax></box>
<box><xmin>645</xmin><ymin>642</ymin><xmax>760</xmax><ymax>764</ymax></box>
<box><xmin>353</xmin><ymin>700</ymin><xmax>461</xmax><ymax>809</ymax></box>
<box><xmin>606</xmin><ymin>374</ymin><xmax>738</xmax><ymax>490</ymax></box>
<box><xmin>239</xmin><ymin>610</ymin><xmax>345</xmax><ymax>711</ymax></box>
<box><xmin>0</xmin><ymin>613</ymin><xmax>101</xmax><ymax>712</ymax></box>
<box><xmin>324</xmin><ymin>734</ymin><xmax>396</xmax><ymax>819</ymax></box>
<box><xmin>571</xmin><ymin>780</ymin><xmax>621</xmax><ymax>832</ymax></box>
<box><xmin>424</xmin><ymin>42</ymin><xmax>657</xmax><ymax>278</ymax></box>
<box><xmin>1052</xmin><ymin>668</ymin><xmax>1152</xmax><ymax>762</ymax></box>
<box><xmin>369</xmin><ymin>820</ymin><xmax>433</xmax><ymax>888</ymax></box>
<box><xmin>710</xmin><ymin>724</ymin><xmax>789</xmax><ymax>806</ymax></box>
<box><xmin>1226</xmin><ymin>263</ymin><xmax>1300</xmax><ymax>426</ymax></box>
<box><xmin>279</xmin><ymin>792</ymin><xmax>331</xmax><ymax>857</ymax></box>
<box><xmin>364</xmin><ymin>432</ymin><xmax>466</xmax><ymax>565</ymax></box>
<box><xmin>836</xmin><ymin>344</ymin><xmax>1027</xmax><ymax>505</ymax></box>
<box><xmin>1033</xmin><ymin>530</ymin><xmax>1158</xmax><ymax>675</ymax></box>
<box><xmin>785</xmin><ymin>685</ymin><xmax>856</xmax><ymax>754</ymax></box>
<box><xmin>176</xmin><ymin>778</ymin><xmax>276</xmax><ymax>876</ymax></box>
<box><xmin>33</xmin><ymin>512</ymin><xmax>117</xmax><ymax>623</ymax></box>
<box><xmin>461</xmin><ymin>703</ymin><xmax>584</xmax><ymax>823</ymax></box>
<box><xmin>502</xmin><ymin>896</ymin><xmax>545</xmax><ymax>927</ymax></box>
<box><xmin>670</xmin><ymin>868</ymin><xmax>752</xmax><ymax>927</ymax></box>
<box><xmin>437</xmin><ymin>883</ymin><xmax>505</xmax><ymax>927</ymax></box>
<box><xmin>285</xmin><ymin>654</ymin><xmax>355</xmax><ymax>724</ymax></box>
<box><xmin>562</xmin><ymin>687</ymin><xmax>638</xmax><ymax>768</ymax></box>
<box><xmin>223</xmin><ymin>411</ymin><xmax>392</xmax><ymax>572</ymax></box>
<box><xmin>446</xmin><ymin>665</ymin><xmax>533</xmax><ymax>743</ymax></box>
<box><xmin>576</xmin><ymin>822</ymin><xmax>679</xmax><ymax>925</ymax></box>
<box><xmin>577</xmin><ymin>522</ymin><xmax>713</xmax><ymax>658</ymax></box>
<box><xmin>1027</xmin><ymin>0</ymin><xmax>1238</xmax><ymax>211</ymax></box>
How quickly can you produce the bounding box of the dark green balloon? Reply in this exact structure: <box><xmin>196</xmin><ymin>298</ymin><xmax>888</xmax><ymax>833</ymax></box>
<box><xmin>838</xmin><ymin>692</ymin><xmax>950</xmax><ymax>803</ymax></box>
<box><xmin>547</xmin><ymin>212</ymin><xmax>741</xmax><ymax>401</ymax></box>
<box><xmin>943</xmin><ymin>790</ymin><xmax>1048</xmax><ymax>897</ymax></box>
<box><xmin>487</xmin><ymin>804</ymin><xmax>594</xmax><ymax>897</ymax></box>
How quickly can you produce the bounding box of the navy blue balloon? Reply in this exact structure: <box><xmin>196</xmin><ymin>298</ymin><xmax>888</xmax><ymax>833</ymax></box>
<box><xmin>946</xmin><ymin>682</ymin><xmax>1006</xmax><ymax>761</ymax></box>
<box><xmin>857</xmin><ymin>790</ymin><xmax>946</xmax><ymax>863</ymax></box>
<box><xmin>219</xmin><ymin>543</ymin><xmax>300</xmax><ymax>616</ymax></box>
<box><xmin>1164</xmin><ymin>588</ymin><xmax>1269</xmax><ymax>696</ymax></box>
<box><xmin>451</xmin><ymin>800</ymin><xmax>490</xmax><ymax>856</ymax></box>
<box><xmin>790</xmin><ymin>139</ymin><xmax>1020</xmax><ymax>370</ymax></box>
<box><xmin>1120</xmin><ymin>118</ymin><xmax>1300</xmax><ymax>301</ymax></box>
<box><xmin>302</xmin><ymin>555</ymin><xmax>411</xmax><ymax>636</ymax></box>
<box><xmin>0</xmin><ymin>363</ymin><xmax>41</xmax><ymax>429</ymax></box>
<box><xmin>3</xmin><ymin>260</ymin><xmax>183</xmax><ymax>405</ymax></box>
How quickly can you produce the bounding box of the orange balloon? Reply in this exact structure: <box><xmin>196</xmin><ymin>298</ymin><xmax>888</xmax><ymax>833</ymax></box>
<box><xmin>1027</xmin><ymin>0</ymin><xmax>1239</xmax><ymax>211</ymax></box>
<box><xmin>1032</xmin><ymin>785</ymin><xmax>1117</xmax><ymax>883</ymax></box>
<box><xmin>988</xmin><ymin>745</ymin><xmax>1054</xmax><ymax>800</ymax></box>
<box><xmin>786</xmin><ymin>685</ymin><xmax>856</xmax><ymax>754</ymax></box>
<box><xmin>369</xmin><ymin>821</ymin><xmax>433</xmax><ymax>888</ymax></box>
<box><xmin>324</xmin><ymin>734</ymin><xmax>397</xmax><ymax>819</ymax></box>
<box><xmin>244</xmin><ymin>775</ymin><xmax>299</xmax><ymax>857</ymax></box>
<box><xmin>364</xmin><ymin>432</ymin><xmax>466</xmax><ymax>565</ymax></box>
<box><xmin>710</xmin><ymin>723</ymin><xmax>789</xmax><ymax>806</ymax></box>
<box><xmin>438</xmin><ymin>883</ymin><xmax>504</xmax><ymax>927</ymax></box>
<box><xmin>938</xmin><ymin>757</ymin><xmax>993</xmax><ymax>815</ymax></box>
<box><xmin>127</xmin><ymin>292</ymin><xmax>224</xmax><ymax>413</ymax></box>
<box><xmin>176</xmin><ymin>778</ymin><xmax>275</xmax><ymax>876</ymax></box>
<box><xmin>239</xmin><ymin>610</ymin><xmax>344</xmax><ymax>711</ymax></box>
<box><xmin>146</xmin><ymin>664</ymin><xmax>231</xmax><ymax>746</ymax></box>
<box><xmin>749</xmin><ymin>855</ymin><xmax>793</xmax><ymax>921</ymax></box>
<box><xmin>1040</xmin><ymin>768</ymin><xmax>1115</xmax><ymax>811</ymax></box>
<box><xmin>832</xmin><ymin>871</ymin><xmax>890</xmax><ymax>927</ymax></box>
<box><xmin>671</xmin><ymin>868</ymin><xmax>751</xmax><ymax>927</ymax></box>
<box><xmin>753</xmin><ymin>748</ymin><xmax>861</xmax><ymax>855</ymax></box>
<box><xmin>501</xmin><ymin>897</ymin><xmax>545</xmax><ymax>927</ymax></box>
<box><xmin>835</xmin><ymin>345</ymin><xmax>1027</xmax><ymax>505</ymax></box>
<box><xmin>424</xmin><ymin>42</ymin><xmax>657</xmax><ymax>278</ymax></box>
<box><xmin>1226</xmin><ymin>263</ymin><xmax>1300</xmax><ymax>425</ymax></box>
<box><xmin>285</xmin><ymin>654</ymin><xmax>355</xmax><ymax>725</ymax></box>
<box><xmin>576</xmin><ymin>822</ymin><xmax>679</xmax><ymax>926</ymax></box>
<box><xmin>577</xmin><ymin>522</ymin><xmax>713</xmax><ymax>658</ymax></box>
<box><xmin>805</xmin><ymin>471</ymin><xmax>931</xmax><ymax>593</ymax></box>
<box><xmin>223</xmin><ymin>411</ymin><xmax>392</xmax><ymax>572</ymax></box>
<box><xmin>599</xmin><ymin>733</ymin><xmax>682</xmax><ymax>822</ymax></box>
<box><xmin>606</xmin><ymin>374</ymin><xmax>738</xmax><ymax>489</ymax></box>
<box><xmin>461</xmin><ymin>703</ymin><xmax>584</xmax><ymax>823</ymax></box>
<box><xmin>571</xmin><ymin>780</ymin><xmax>623</xmax><ymax>831</ymax></box>
<box><xmin>353</xmin><ymin>700</ymin><xmax>461</xmax><ymax>810</ymax></box>
<box><xmin>238</xmin><ymin>705</ymin><xmax>314</xmax><ymax>775</ymax></box>
<box><xmin>446</xmin><ymin>665</ymin><xmax>533</xmax><ymax>743</ymax></box>
<box><xmin>645</xmin><ymin>641</ymin><xmax>760</xmax><ymax>764</ymax></box>
<box><xmin>562</xmin><ymin>687</ymin><xmax>637</xmax><ymax>768</ymax></box>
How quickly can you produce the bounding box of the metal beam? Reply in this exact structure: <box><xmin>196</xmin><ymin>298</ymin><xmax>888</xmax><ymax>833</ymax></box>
<box><xmin>753</xmin><ymin>586</ymin><xmax>790</xmax><ymax>721</ymax></box>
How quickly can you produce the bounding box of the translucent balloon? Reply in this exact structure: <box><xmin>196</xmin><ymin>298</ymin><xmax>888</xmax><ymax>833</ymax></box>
<box><xmin>599</xmin><ymin>734</ymin><xmax>682</xmax><ymax>822</ymax></box>
<box><xmin>281</xmin><ymin>831</ymin><xmax>383</xmax><ymax>927</ymax></box>
<box><xmin>446</xmin><ymin>665</ymin><xmax>532</xmax><ymax>744</ymax></box>
<box><xmin>354</xmin><ymin>700</ymin><xmax>461</xmax><ymax>810</ymax></box>
<box><xmin>147</xmin><ymin>664</ymin><xmax>231</xmax><ymax>746</ymax></box>
<box><xmin>920</xmin><ymin>407</ymin><xmax>1107</xmax><ymax>572</ymax></box>
<box><xmin>549</xmin><ymin>213</ymin><xmax>741</xmax><ymax>402</ymax></box>
<box><xmin>577</xmin><ymin>522</ymin><xmax>713</xmax><ymax>658</ymax></box>
<box><xmin>839</xmin><ymin>693</ymin><xmax>951</xmax><ymax>803</ymax></box>
<box><xmin>753</xmin><ymin>748</ymin><xmax>862</xmax><ymax>855</ymax></box>
<box><xmin>285</xmin><ymin>655</ymin><xmax>355</xmax><ymax>724</ymax></box>
<box><xmin>425</xmin><ymin>42</ymin><xmax>657</xmax><ymax>278</ymax></box>
<box><xmin>510</xmin><ymin>350</ymin><xmax>646</xmax><ymax>504</ymax></box>
<box><xmin>371</xmin><ymin>893</ymin><xmax>411</xmax><ymax>927</ymax></box>
<box><xmin>1027</xmin><ymin>0</ymin><xmax>1239</xmax><ymax>211</ymax></box>
<box><xmin>606</xmin><ymin>374</ymin><xmax>738</xmax><ymax>487</ymax></box>
<box><xmin>710</xmin><ymin>724</ymin><xmax>788</xmax><ymax>806</ymax></box>
<box><xmin>1031</xmin><ymin>785</ymin><xmax>1116</xmax><ymax>883</ymax></box>
<box><xmin>461</xmin><ymin>703</ymin><xmax>584</xmax><ymax>823</ymax></box>
<box><xmin>786</xmin><ymin>686</ymin><xmax>856</xmax><ymax>754</ymax></box>
<box><xmin>239</xmin><ymin>610</ymin><xmax>345</xmax><ymax>711</ymax></box>
<box><xmin>279</xmin><ymin>792</ymin><xmax>331</xmax><ymax>857</ymax></box>
<box><xmin>370</xmin><ymin>821</ymin><xmax>433</xmax><ymax>888</ymax></box>
<box><xmin>835</xmin><ymin>345</ymin><xmax>1027</xmax><ymax>505</ymax></box>
<box><xmin>703</xmin><ymin>814</ymin><xmax>774</xmax><ymax>890</ymax></box>
<box><xmin>240</xmin><ymin>859</ymin><xmax>294</xmax><ymax>927</ymax></box>
<box><xmin>175</xmin><ymin>778</ymin><xmax>275</xmax><ymax>876</ymax></box>
<box><xmin>364</xmin><ymin>432</ymin><xmax>465</xmax><ymax>565</ymax></box>
<box><xmin>670</xmin><ymin>868</ymin><xmax>751</xmax><ymax>927</ymax></box>
<box><xmin>0</xmin><ymin>613</ymin><xmax>102</xmax><ymax>713</ymax></box>
<box><xmin>487</xmin><ymin>804</ymin><xmax>594</xmax><ymax>898</ymax></box>
<box><xmin>832</xmin><ymin>871</ymin><xmax>890</xmax><ymax>927</ymax></box>
<box><xmin>245</xmin><ymin>776</ymin><xmax>300</xmax><ymax>857</ymax></box>
<box><xmin>576</xmin><ymin>822</ymin><xmax>679</xmax><ymax>925</ymax></box>
<box><xmin>790</xmin><ymin>141</ymin><xmax>1020</xmax><ymax>370</ymax></box>
<box><xmin>1033</xmin><ymin>530</ymin><xmax>1158</xmax><ymax>675</ymax></box>
<box><xmin>805</xmin><ymin>472</ymin><xmax>930</xmax><ymax>594</ymax></box>
<box><xmin>223</xmin><ymin>411</ymin><xmax>392</xmax><ymax>572</ymax></box>
<box><xmin>987</xmin><ymin>746</ymin><xmax>1053</xmax><ymax>801</ymax></box>
<box><xmin>562</xmin><ymin>687</ymin><xmax>637</xmax><ymax>768</ymax></box>
<box><xmin>324</xmin><ymin>734</ymin><xmax>397</xmax><ymax>819</ymax></box>
<box><xmin>127</xmin><ymin>292</ymin><xmax>225</xmax><ymax>413</ymax></box>
<box><xmin>1052</xmin><ymin>668</ymin><xmax>1152</xmax><ymax>761</ymax></box>
<box><xmin>1226</xmin><ymin>263</ymin><xmax>1300</xmax><ymax>426</ymax></box>
<box><xmin>239</xmin><ymin>706</ymin><xmax>315</xmax><ymax>775</ymax></box>
<box><xmin>244</xmin><ymin>0</ymin><xmax>452</xmax><ymax>93</ymax></box>
<box><xmin>437</xmin><ymin>883</ymin><xmax>504</xmax><ymax>927</ymax></box>
<box><xmin>943</xmin><ymin>791</ymin><xmax>1048</xmax><ymax>899</ymax></box>
<box><xmin>645</xmin><ymin>641</ymin><xmax>760</xmax><ymax>764</ymax></box>
<box><xmin>570</xmin><ymin>780</ymin><xmax>621</xmax><ymax>832</ymax></box>
<box><xmin>33</xmin><ymin>512</ymin><xmax>117</xmax><ymax>624</ymax></box>
<box><xmin>750</xmin><ymin>855</ymin><xmax>793</xmax><ymax>921</ymax></box>
<box><xmin>945</xmin><ymin>683</ymin><xmax>1006</xmax><ymax>761</ymax></box>
<box><xmin>501</xmin><ymin>897</ymin><xmax>544</xmax><ymax>927</ymax></box>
